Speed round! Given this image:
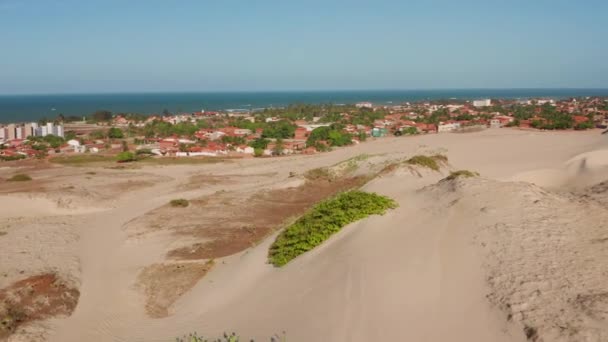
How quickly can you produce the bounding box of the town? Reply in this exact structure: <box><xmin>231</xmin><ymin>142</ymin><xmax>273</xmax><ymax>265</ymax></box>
<box><xmin>1</xmin><ymin>96</ymin><xmax>608</xmax><ymax>162</ymax></box>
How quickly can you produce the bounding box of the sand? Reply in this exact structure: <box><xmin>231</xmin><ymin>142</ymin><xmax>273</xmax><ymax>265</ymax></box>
<box><xmin>1</xmin><ymin>128</ymin><xmax>607</xmax><ymax>341</ymax></box>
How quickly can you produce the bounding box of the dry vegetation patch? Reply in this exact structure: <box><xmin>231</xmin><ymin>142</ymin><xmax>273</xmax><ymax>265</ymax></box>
<box><xmin>442</xmin><ymin>170</ymin><xmax>480</xmax><ymax>181</ymax></box>
<box><xmin>166</xmin><ymin>176</ymin><xmax>368</xmax><ymax>260</ymax></box>
<box><xmin>136</xmin><ymin>261</ymin><xmax>214</xmax><ymax>318</ymax></box>
<box><xmin>0</xmin><ymin>274</ymin><xmax>79</xmax><ymax>339</ymax></box>
<box><xmin>170</xmin><ymin>199</ymin><xmax>190</xmax><ymax>208</ymax></box>
<box><xmin>6</xmin><ymin>174</ymin><xmax>32</xmax><ymax>182</ymax></box>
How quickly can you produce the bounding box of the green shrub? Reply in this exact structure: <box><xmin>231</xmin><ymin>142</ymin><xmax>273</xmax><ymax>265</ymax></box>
<box><xmin>116</xmin><ymin>151</ymin><xmax>136</xmax><ymax>163</ymax></box>
<box><xmin>170</xmin><ymin>199</ymin><xmax>189</xmax><ymax>208</ymax></box>
<box><xmin>443</xmin><ymin>170</ymin><xmax>479</xmax><ymax>181</ymax></box>
<box><xmin>7</xmin><ymin>174</ymin><xmax>32</xmax><ymax>182</ymax></box>
<box><xmin>254</xmin><ymin>148</ymin><xmax>264</xmax><ymax>157</ymax></box>
<box><xmin>175</xmin><ymin>331</ymin><xmax>286</xmax><ymax>342</ymax></box>
<box><xmin>269</xmin><ymin>191</ymin><xmax>397</xmax><ymax>267</ymax></box>
<box><xmin>405</xmin><ymin>154</ymin><xmax>447</xmax><ymax>171</ymax></box>
<box><xmin>135</xmin><ymin>148</ymin><xmax>153</xmax><ymax>155</ymax></box>
<box><xmin>0</xmin><ymin>154</ymin><xmax>26</xmax><ymax>161</ymax></box>
<box><xmin>108</xmin><ymin>127</ymin><xmax>124</xmax><ymax>139</ymax></box>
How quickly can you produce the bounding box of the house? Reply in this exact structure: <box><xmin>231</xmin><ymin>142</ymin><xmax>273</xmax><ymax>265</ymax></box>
<box><xmin>371</xmin><ymin>127</ymin><xmax>388</xmax><ymax>137</ymax></box>
<box><xmin>490</xmin><ymin>119</ymin><xmax>501</xmax><ymax>128</ymax></box>
<box><xmin>236</xmin><ymin>145</ymin><xmax>254</xmax><ymax>154</ymax></box>
<box><xmin>437</xmin><ymin>121</ymin><xmax>461</xmax><ymax>133</ymax></box>
<box><xmin>415</xmin><ymin>123</ymin><xmax>437</xmax><ymax>133</ymax></box>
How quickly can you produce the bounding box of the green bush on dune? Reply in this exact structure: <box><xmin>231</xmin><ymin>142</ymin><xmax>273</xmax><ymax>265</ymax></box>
<box><xmin>175</xmin><ymin>332</ymin><xmax>286</xmax><ymax>342</ymax></box>
<box><xmin>170</xmin><ymin>199</ymin><xmax>190</xmax><ymax>208</ymax></box>
<box><xmin>268</xmin><ymin>190</ymin><xmax>397</xmax><ymax>267</ymax></box>
<box><xmin>7</xmin><ymin>173</ymin><xmax>32</xmax><ymax>182</ymax></box>
<box><xmin>116</xmin><ymin>151</ymin><xmax>136</xmax><ymax>163</ymax></box>
<box><xmin>405</xmin><ymin>154</ymin><xmax>447</xmax><ymax>171</ymax></box>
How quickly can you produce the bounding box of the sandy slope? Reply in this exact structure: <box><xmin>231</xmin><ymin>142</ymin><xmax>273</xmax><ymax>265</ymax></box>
<box><xmin>2</xmin><ymin>128</ymin><xmax>608</xmax><ymax>341</ymax></box>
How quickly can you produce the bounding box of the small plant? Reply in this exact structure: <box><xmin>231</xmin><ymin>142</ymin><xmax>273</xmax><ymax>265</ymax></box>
<box><xmin>170</xmin><ymin>199</ymin><xmax>189</xmax><ymax>208</ymax></box>
<box><xmin>85</xmin><ymin>171</ymin><xmax>96</xmax><ymax>175</ymax></box>
<box><xmin>405</xmin><ymin>154</ymin><xmax>448</xmax><ymax>171</ymax></box>
<box><xmin>269</xmin><ymin>191</ymin><xmax>397</xmax><ymax>266</ymax></box>
<box><xmin>0</xmin><ymin>154</ymin><xmax>26</xmax><ymax>161</ymax></box>
<box><xmin>175</xmin><ymin>332</ymin><xmax>286</xmax><ymax>342</ymax></box>
<box><xmin>116</xmin><ymin>151</ymin><xmax>136</xmax><ymax>163</ymax></box>
<box><xmin>7</xmin><ymin>174</ymin><xmax>32</xmax><ymax>182</ymax></box>
<box><xmin>443</xmin><ymin>170</ymin><xmax>479</xmax><ymax>181</ymax></box>
<box><xmin>303</xmin><ymin>167</ymin><xmax>334</xmax><ymax>181</ymax></box>
<box><xmin>135</xmin><ymin>148</ymin><xmax>153</xmax><ymax>156</ymax></box>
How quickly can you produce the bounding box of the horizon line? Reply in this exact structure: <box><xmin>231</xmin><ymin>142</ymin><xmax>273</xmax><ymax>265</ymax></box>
<box><xmin>2</xmin><ymin>87</ymin><xmax>608</xmax><ymax>97</ymax></box>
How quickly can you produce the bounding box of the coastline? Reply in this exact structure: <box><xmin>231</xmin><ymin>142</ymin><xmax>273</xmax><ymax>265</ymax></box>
<box><xmin>3</xmin><ymin>88</ymin><xmax>608</xmax><ymax>123</ymax></box>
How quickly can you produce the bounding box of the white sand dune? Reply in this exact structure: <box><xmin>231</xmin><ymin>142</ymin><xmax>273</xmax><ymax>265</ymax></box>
<box><xmin>0</xmin><ymin>195</ymin><xmax>105</xmax><ymax>218</ymax></box>
<box><xmin>3</xmin><ymin>129</ymin><xmax>608</xmax><ymax>342</ymax></box>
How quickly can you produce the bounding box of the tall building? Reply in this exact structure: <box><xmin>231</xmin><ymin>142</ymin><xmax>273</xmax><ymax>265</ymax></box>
<box><xmin>0</xmin><ymin>127</ymin><xmax>6</xmax><ymax>140</ymax></box>
<box><xmin>24</xmin><ymin>123</ymin><xmax>33</xmax><ymax>138</ymax></box>
<box><xmin>53</xmin><ymin>125</ymin><xmax>64</xmax><ymax>137</ymax></box>
<box><xmin>37</xmin><ymin>126</ymin><xmax>48</xmax><ymax>137</ymax></box>
<box><xmin>46</xmin><ymin>122</ymin><xmax>54</xmax><ymax>136</ymax></box>
<box><xmin>7</xmin><ymin>124</ymin><xmax>16</xmax><ymax>140</ymax></box>
<box><xmin>16</xmin><ymin>127</ymin><xmax>23</xmax><ymax>139</ymax></box>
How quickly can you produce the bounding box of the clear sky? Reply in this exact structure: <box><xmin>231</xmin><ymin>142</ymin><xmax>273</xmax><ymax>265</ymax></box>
<box><xmin>1</xmin><ymin>0</ymin><xmax>607</xmax><ymax>94</ymax></box>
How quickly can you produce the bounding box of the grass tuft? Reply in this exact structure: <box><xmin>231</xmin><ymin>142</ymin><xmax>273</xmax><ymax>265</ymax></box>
<box><xmin>170</xmin><ymin>199</ymin><xmax>190</xmax><ymax>208</ymax></box>
<box><xmin>303</xmin><ymin>167</ymin><xmax>334</xmax><ymax>182</ymax></box>
<box><xmin>175</xmin><ymin>331</ymin><xmax>286</xmax><ymax>342</ymax></box>
<box><xmin>7</xmin><ymin>174</ymin><xmax>32</xmax><ymax>182</ymax></box>
<box><xmin>405</xmin><ymin>154</ymin><xmax>448</xmax><ymax>171</ymax></box>
<box><xmin>443</xmin><ymin>170</ymin><xmax>480</xmax><ymax>181</ymax></box>
<box><xmin>268</xmin><ymin>190</ymin><xmax>397</xmax><ymax>267</ymax></box>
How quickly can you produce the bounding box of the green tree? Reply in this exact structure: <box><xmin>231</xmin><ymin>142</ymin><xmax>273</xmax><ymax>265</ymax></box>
<box><xmin>306</xmin><ymin>126</ymin><xmax>352</xmax><ymax>147</ymax></box>
<box><xmin>64</xmin><ymin>131</ymin><xmax>77</xmax><ymax>141</ymax></box>
<box><xmin>108</xmin><ymin>127</ymin><xmax>124</xmax><ymax>139</ymax></box>
<box><xmin>249</xmin><ymin>138</ymin><xmax>270</xmax><ymax>150</ymax></box>
<box><xmin>273</xmin><ymin>138</ymin><xmax>285</xmax><ymax>156</ymax></box>
<box><xmin>262</xmin><ymin>121</ymin><xmax>296</xmax><ymax>139</ymax></box>
<box><xmin>90</xmin><ymin>130</ymin><xmax>107</xmax><ymax>139</ymax></box>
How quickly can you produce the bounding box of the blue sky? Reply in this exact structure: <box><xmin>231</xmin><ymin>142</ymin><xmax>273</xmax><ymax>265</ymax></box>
<box><xmin>1</xmin><ymin>0</ymin><xmax>607</xmax><ymax>94</ymax></box>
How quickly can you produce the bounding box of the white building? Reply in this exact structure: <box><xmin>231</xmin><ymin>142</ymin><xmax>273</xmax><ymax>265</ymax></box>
<box><xmin>37</xmin><ymin>126</ymin><xmax>48</xmax><ymax>137</ymax></box>
<box><xmin>537</xmin><ymin>99</ymin><xmax>556</xmax><ymax>106</ymax></box>
<box><xmin>355</xmin><ymin>102</ymin><xmax>373</xmax><ymax>109</ymax></box>
<box><xmin>473</xmin><ymin>99</ymin><xmax>491</xmax><ymax>107</ymax></box>
<box><xmin>437</xmin><ymin>121</ymin><xmax>461</xmax><ymax>133</ymax></box>
<box><xmin>236</xmin><ymin>146</ymin><xmax>254</xmax><ymax>154</ymax></box>
<box><xmin>46</xmin><ymin>122</ymin><xmax>54</xmax><ymax>135</ymax></box>
<box><xmin>33</xmin><ymin>122</ymin><xmax>64</xmax><ymax>137</ymax></box>
<box><xmin>53</xmin><ymin>125</ymin><xmax>64</xmax><ymax>137</ymax></box>
<box><xmin>490</xmin><ymin>119</ymin><xmax>501</xmax><ymax>128</ymax></box>
<box><xmin>7</xmin><ymin>124</ymin><xmax>16</xmax><ymax>140</ymax></box>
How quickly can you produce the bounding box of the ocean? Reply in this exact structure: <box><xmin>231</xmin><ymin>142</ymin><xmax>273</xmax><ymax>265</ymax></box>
<box><xmin>1</xmin><ymin>89</ymin><xmax>608</xmax><ymax>123</ymax></box>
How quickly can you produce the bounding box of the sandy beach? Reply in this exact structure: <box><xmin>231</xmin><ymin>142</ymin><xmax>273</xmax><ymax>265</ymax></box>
<box><xmin>2</xmin><ymin>128</ymin><xmax>608</xmax><ymax>342</ymax></box>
